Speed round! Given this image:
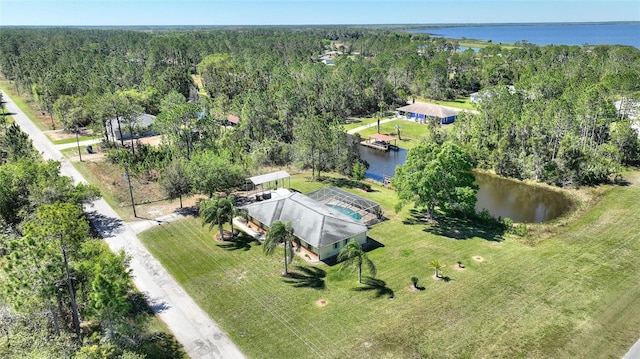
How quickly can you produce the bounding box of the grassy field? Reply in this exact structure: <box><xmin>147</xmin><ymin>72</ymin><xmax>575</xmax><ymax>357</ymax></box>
<box><xmin>357</xmin><ymin>118</ymin><xmax>453</xmax><ymax>150</ymax></box>
<box><xmin>53</xmin><ymin>134</ymin><xmax>102</xmax><ymax>145</ymax></box>
<box><xmin>414</xmin><ymin>96</ymin><xmax>477</xmax><ymax>111</ymax></box>
<box><xmin>139</xmin><ymin>171</ymin><xmax>640</xmax><ymax>359</ymax></box>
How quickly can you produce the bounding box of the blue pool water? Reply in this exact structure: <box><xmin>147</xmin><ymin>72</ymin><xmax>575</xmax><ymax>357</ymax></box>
<box><xmin>327</xmin><ymin>205</ymin><xmax>362</xmax><ymax>221</ymax></box>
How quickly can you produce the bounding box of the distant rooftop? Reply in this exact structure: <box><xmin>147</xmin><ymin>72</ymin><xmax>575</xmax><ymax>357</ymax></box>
<box><xmin>397</xmin><ymin>102</ymin><xmax>461</xmax><ymax>118</ymax></box>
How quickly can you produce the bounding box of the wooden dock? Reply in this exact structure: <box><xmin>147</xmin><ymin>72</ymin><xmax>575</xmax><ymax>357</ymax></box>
<box><xmin>361</xmin><ymin>133</ymin><xmax>400</xmax><ymax>152</ymax></box>
<box><xmin>361</xmin><ymin>140</ymin><xmax>389</xmax><ymax>151</ymax></box>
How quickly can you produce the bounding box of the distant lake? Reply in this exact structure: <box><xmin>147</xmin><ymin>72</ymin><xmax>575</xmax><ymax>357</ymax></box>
<box><xmin>412</xmin><ymin>23</ymin><xmax>640</xmax><ymax>48</ymax></box>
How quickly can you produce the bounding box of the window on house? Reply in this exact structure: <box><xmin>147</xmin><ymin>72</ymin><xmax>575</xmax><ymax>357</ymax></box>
<box><xmin>344</xmin><ymin>238</ymin><xmax>349</xmax><ymax>245</ymax></box>
<box><xmin>333</xmin><ymin>242</ymin><xmax>338</xmax><ymax>249</ymax></box>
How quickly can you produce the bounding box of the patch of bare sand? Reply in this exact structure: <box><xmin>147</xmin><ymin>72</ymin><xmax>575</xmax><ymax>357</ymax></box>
<box><xmin>137</xmin><ymin>135</ymin><xmax>163</xmax><ymax>147</ymax></box>
<box><xmin>472</xmin><ymin>255</ymin><xmax>485</xmax><ymax>262</ymax></box>
<box><xmin>135</xmin><ymin>195</ymin><xmax>205</xmax><ymax>219</ymax></box>
<box><xmin>316</xmin><ymin>299</ymin><xmax>328</xmax><ymax>307</ymax></box>
<box><xmin>69</xmin><ymin>152</ymin><xmax>106</xmax><ymax>162</ymax></box>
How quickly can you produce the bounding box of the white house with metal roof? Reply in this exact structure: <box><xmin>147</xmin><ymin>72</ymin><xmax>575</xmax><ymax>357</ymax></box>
<box><xmin>241</xmin><ymin>190</ymin><xmax>368</xmax><ymax>260</ymax></box>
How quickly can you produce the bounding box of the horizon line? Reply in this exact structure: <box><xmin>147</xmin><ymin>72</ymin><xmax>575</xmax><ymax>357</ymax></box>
<box><xmin>1</xmin><ymin>20</ymin><xmax>639</xmax><ymax>28</ymax></box>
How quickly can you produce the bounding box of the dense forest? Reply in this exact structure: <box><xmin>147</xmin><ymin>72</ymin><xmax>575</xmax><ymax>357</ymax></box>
<box><xmin>2</xmin><ymin>27</ymin><xmax>638</xmax><ymax>190</ymax></box>
<box><xmin>1</xmin><ymin>25</ymin><xmax>640</xmax><ymax>358</ymax></box>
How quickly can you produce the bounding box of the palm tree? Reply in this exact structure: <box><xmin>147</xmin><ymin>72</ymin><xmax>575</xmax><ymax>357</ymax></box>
<box><xmin>200</xmin><ymin>196</ymin><xmax>233</xmax><ymax>241</ymax></box>
<box><xmin>337</xmin><ymin>240</ymin><xmax>376</xmax><ymax>284</ymax></box>
<box><xmin>429</xmin><ymin>259</ymin><xmax>444</xmax><ymax>278</ymax></box>
<box><xmin>394</xmin><ymin>124</ymin><xmax>402</xmax><ymax>140</ymax></box>
<box><xmin>263</xmin><ymin>221</ymin><xmax>295</xmax><ymax>275</ymax></box>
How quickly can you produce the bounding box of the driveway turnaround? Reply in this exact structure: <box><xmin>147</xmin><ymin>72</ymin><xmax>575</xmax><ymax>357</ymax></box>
<box><xmin>2</xmin><ymin>89</ymin><xmax>245</xmax><ymax>359</ymax></box>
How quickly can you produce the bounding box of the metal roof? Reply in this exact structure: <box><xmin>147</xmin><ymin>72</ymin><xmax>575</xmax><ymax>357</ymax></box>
<box><xmin>247</xmin><ymin>170</ymin><xmax>290</xmax><ymax>186</ymax></box>
<box><xmin>396</xmin><ymin>103</ymin><xmax>461</xmax><ymax>118</ymax></box>
<box><xmin>370</xmin><ymin>133</ymin><xmax>397</xmax><ymax>141</ymax></box>
<box><xmin>107</xmin><ymin>113</ymin><xmax>156</xmax><ymax>128</ymax></box>
<box><xmin>241</xmin><ymin>191</ymin><xmax>368</xmax><ymax>248</ymax></box>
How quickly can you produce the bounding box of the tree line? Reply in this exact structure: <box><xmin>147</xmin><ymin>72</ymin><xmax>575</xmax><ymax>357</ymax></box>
<box><xmin>1</xmin><ymin>27</ymin><xmax>639</xmax><ymax>199</ymax></box>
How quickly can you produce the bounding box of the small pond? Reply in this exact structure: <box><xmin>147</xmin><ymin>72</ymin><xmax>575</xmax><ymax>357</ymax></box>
<box><xmin>474</xmin><ymin>172</ymin><xmax>572</xmax><ymax>223</ymax></box>
<box><xmin>359</xmin><ymin>145</ymin><xmax>572</xmax><ymax>223</ymax></box>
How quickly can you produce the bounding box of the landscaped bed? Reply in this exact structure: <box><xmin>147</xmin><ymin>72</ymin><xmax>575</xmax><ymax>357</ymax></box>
<box><xmin>138</xmin><ymin>172</ymin><xmax>640</xmax><ymax>358</ymax></box>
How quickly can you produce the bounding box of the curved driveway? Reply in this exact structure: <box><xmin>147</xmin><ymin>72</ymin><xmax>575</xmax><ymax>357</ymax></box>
<box><xmin>2</xmin><ymin>90</ymin><xmax>245</xmax><ymax>359</ymax></box>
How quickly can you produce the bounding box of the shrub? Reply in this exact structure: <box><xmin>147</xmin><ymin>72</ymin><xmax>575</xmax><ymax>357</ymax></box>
<box><xmin>502</xmin><ymin>217</ymin><xmax>514</xmax><ymax>231</ymax></box>
<box><xmin>352</xmin><ymin>161</ymin><xmax>366</xmax><ymax>180</ymax></box>
<box><xmin>511</xmin><ymin>223</ymin><xmax>528</xmax><ymax>236</ymax></box>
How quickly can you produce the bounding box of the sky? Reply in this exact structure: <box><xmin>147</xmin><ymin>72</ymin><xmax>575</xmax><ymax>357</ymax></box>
<box><xmin>1</xmin><ymin>0</ymin><xmax>639</xmax><ymax>27</ymax></box>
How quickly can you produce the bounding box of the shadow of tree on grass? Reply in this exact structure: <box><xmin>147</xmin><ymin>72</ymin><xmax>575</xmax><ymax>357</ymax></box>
<box><xmin>404</xmin><ymin>208</ymin><xmax>505</xmax><ymax>242</ymax></box>
<box><xmin>317</xmin><ymin>175</ymin><xmax>372</xmax><ymax>191</ymax></box>
<box><xmin>352</xmin><ymin>277</ymin><xmax>395</xmax><ymax>299</ymax></box>
<box><xmin>217</xmin><ymin>233</ymin><xmax>260</xmax><ymax>251</ymax></box>
<box><xmin>283</xmin><ymin>266</ymin><xmax>326</xmax><ymax>290</ymax></box>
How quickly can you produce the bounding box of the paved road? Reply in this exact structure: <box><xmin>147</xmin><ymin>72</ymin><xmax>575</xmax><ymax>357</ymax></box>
<box><xmin>623</xmin><ymin>340</ymin><xmax>640</xmax><ymax>359</ymax></box>
<box><xmin>2</xmin><ymin>90</ymin><xmax>245</xmax><ymax>359</ymax></box>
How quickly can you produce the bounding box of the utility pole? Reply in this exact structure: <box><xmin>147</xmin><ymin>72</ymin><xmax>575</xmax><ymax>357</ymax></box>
<box><xmin>75</xmin><ymin>126</ymin><xmax>82</xmax><ymax>162</ymax></box>
<box><xmin>124</xmin><ymin>165</ymin><xmax>137</xmax><ymax>218</ymax></box>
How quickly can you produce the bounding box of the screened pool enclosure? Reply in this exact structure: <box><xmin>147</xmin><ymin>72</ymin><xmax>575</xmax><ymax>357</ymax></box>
<box><xmin>307</xmin><ymin>186</ymin><xmax>383</xmax><ymax>226</ymax></box>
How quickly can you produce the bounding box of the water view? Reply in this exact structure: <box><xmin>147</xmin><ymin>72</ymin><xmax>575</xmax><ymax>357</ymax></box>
<box><xmin>474</xmin><ymin>172</ymin><xmax>571</xmax><ymax>223</ymax></box>
<box><xmin>359</xmin><ymin>146</ymin><xmax>407</xmax><ymax>182</ymax></box>
<box><xmin>412</xmin><ymin>22</ymin><xmax>640</xmax><ymax>48</ymax></box>
<box><xmin>360</xmin><ymin>146</ymin><xmax>572</xmax><ymax>223</ymax></box>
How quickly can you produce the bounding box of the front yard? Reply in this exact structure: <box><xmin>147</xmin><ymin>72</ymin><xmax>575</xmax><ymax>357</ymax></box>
<box><xmin>138</xmin><ymin>172</ymin><xmax>640</xmax><ymax>358</ymax></box>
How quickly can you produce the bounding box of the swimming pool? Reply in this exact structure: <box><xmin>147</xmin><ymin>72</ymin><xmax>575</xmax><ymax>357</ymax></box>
<box><xmin>327</xmin><ymin>204</ymin><xmax>362</xmax><ymax>221</ymax></box>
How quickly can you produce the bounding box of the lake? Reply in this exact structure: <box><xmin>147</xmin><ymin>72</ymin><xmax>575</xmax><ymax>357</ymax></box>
<box><xmin>412</xmin><ymin>22</ymin><xmax>640</xmax><ymax>48</ymax></box>
<box><xmin>359</xmin><ymin>147</ymin><xmax>572</xmax><ymax>223</ymax></box>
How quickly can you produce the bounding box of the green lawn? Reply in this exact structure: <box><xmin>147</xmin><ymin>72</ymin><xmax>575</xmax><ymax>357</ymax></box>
<box><xmin>139</xmin><ymin>172</ymin><xmax>640</xmax><ymax>359</ymax></box>
<box><xmin>343</xmin><ymin>117</ymin><xmax>378</xmax><ymax>132</ymax></box>
<box><xmin>416</xmin><ymin>97</ymin><xmax>478</xmax><ymax>111</ymax></box>
<box><xmin>342</xmin><ymin>111</ymin><xmax>396</xmax><ymax>132</ymax></box>
<box><xmin>357</xmin><ymin>118</ymin><xmax>453</xmax><ymax>150</ymax></box>
<box><xmin>53</xmin><ymin>134</ymin><xmax>102</xmax><ymax>145</ymax></box>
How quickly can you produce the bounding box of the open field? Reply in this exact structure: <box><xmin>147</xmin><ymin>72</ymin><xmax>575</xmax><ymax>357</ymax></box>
<box><xmin>410</xmin><ymin>97</ymin><xmax>477</xmax><ymax>111</ymax></box>
<box><xmin>139</xmin><ymin>171</ymin><xmax>640</xmax><ymax>358</ymax></box>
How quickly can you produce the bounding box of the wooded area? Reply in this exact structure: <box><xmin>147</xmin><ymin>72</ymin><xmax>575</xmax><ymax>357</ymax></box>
<box><xmin>1</xmin><ymin>27</ymin><xmax>637</xmax><ymax>190</ymax></box>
